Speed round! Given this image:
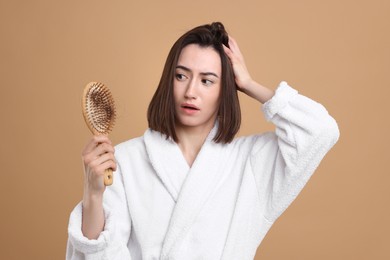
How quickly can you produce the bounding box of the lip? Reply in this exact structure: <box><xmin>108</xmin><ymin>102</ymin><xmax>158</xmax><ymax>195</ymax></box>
<box><xmin>180</xmin><ymin>103</ymin><xmax>200</xmax><ymax>115</ymax></box>
<box><xmin>181</xmin><ymin>103</ymin><xmax>200</xmax><ymax>110</ymax></box>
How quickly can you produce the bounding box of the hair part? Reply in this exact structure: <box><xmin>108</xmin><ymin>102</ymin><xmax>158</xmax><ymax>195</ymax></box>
<box><xmin>147</xmin><ymin>22</ymin><xmax>241</xmax><ymax>144</ymax></box>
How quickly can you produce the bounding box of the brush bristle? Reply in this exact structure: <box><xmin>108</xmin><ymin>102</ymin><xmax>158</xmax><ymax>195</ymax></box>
<box><xmin>85</xmin><ymin>82</ymin><xmax>116</xmax><ymax>134</ymax></box>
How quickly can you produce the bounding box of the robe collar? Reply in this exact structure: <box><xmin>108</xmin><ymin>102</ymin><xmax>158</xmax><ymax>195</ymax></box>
<box><xmin>143</xmin><ymin>122</ymin><xmax>231</xmax><ymax>258</ymax></box>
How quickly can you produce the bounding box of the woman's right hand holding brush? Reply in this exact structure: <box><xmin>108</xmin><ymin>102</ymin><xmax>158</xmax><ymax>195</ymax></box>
<box><xmin>80</xmin><ymin>135</ymin><xmax>117</xmax><ymax>239</ymax></box>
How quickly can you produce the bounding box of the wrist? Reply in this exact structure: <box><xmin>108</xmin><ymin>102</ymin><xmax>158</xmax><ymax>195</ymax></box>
<box><xmin>82</xmin><ymin>191</ymin><xmax>103</xmax><ymax>208</ymax></box>
<box><xmin>237</xmin><ymin>77</ymin><xmax>254</xmax><ymax>91</ymax></box>
<box><xmin>242</xmin><ymin>80</ymin><xmax>275</xmax><ymax>104</ymax></box>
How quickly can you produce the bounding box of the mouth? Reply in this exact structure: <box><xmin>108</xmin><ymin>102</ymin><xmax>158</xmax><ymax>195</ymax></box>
<box><xmin>181</xmin><ymin>103</ymin><xmax>200</xmax><ymax>111</ymax></box>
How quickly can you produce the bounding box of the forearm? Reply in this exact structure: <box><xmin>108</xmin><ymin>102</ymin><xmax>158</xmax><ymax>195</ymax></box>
<box><xmin>81</xmin><ymin>194</ymin><xmax>105</xmax><ymax>239</ymax></box>
<box><xmin>241</xmin><ymin>79</ymin><xmax>275</xmax><ymax>104</ymax></box>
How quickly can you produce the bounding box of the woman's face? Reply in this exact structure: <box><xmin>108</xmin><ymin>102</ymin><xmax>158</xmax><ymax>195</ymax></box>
<box><xmin>174</xmin><ymin>44</ymin><xmax>221</xmax><ymax>130</ymax></box>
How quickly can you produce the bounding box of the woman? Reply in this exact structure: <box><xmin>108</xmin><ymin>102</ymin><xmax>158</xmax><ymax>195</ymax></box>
<box><xmin>67</xmin><ymin>22</ymin><xmax>339</xmax><ymax>259</ymax></box>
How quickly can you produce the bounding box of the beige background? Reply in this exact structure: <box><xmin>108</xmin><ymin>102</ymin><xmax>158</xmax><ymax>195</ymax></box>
<box><xmin>0</xmin><ymin>0</ymin><xmax>389</xmax><ymax>259</ymax></box>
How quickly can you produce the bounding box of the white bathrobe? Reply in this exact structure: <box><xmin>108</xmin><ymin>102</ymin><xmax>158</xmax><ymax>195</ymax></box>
<box><xmin>67</xmin><ymin>82</ymin><xmax>339</xmax><ymax>260</ymax></box>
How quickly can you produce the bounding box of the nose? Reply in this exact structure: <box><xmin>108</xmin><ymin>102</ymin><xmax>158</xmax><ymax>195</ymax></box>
<box><xmin>184</xmin><ymin>79</ymin><xmax>197</xmax><ymax>99</ymax></box>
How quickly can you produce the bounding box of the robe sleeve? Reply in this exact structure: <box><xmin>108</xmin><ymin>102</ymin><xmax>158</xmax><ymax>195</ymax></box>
<box><xmin>250</xmin><ymin>81</ymin><xmax>340</xmax><ymax>223</ymax></box>
<box><xmin>66</xmin><ymin>162</ymin><xmax>132</xmax><ymax>260</ymax></box>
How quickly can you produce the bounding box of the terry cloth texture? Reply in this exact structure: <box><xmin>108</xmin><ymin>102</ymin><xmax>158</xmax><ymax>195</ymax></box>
<box><xmin>67</xmin><ymin>81</ymin><xmax>340</xmax><ymax>260</ymax></box>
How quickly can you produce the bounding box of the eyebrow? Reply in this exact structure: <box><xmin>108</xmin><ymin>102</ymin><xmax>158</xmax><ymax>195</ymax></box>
<box><xmin>176</xmin><ymin>65</ymin><xmax>219</xmax><ymax>78</ymax></box>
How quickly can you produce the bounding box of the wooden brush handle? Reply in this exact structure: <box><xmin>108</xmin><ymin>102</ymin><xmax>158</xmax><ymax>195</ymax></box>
<box><xmin>104</xmin><ymin>168</ymin><xmax>113</xmax><ymax>186</ymax></box>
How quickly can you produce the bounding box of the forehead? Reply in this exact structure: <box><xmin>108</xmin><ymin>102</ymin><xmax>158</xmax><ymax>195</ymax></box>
<box><xmin>177</xmin><ymin>44</ymin><xmax>221</xmax><ymax>75</ymax></box>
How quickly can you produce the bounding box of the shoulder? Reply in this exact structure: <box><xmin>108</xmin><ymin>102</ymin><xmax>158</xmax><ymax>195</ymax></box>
<box><xmin>114</xmin><ymin>135</ymin><xmax>146</xmax><ymax>158</ymax></box>
<box><xmin>231</xmin><ymin>131</ymin><xmax>277</xmax><ymax>154</ymax></box>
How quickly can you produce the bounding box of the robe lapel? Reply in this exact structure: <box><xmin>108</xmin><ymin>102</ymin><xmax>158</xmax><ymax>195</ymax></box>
<box><xmin>160</xmin><ymin>125</ymin><xmax>231</xmax><ymax>259</ymax></box>
<box><xmin>144</xmin><ymin>129</ymin><xmax>190</xmax><ymax>202</ymax></box>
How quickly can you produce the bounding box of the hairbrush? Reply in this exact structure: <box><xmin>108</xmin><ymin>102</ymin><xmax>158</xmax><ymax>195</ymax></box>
<box><xmin>82</xmin><ymin>82</ymin><xmax>116</xmax><ymax>186</ymax></box>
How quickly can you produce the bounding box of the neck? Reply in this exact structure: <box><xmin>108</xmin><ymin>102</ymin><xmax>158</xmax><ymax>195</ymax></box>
<box><xmin>175</xmin><ymin>121</ymin><xmax>215</xmax><ymax>167</ymax></box>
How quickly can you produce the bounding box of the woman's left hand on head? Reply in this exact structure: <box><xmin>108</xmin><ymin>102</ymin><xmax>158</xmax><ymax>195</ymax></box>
<box><xmin>223</xmin><ymin>36</ymin><xmax>253</xmax><ymax>91</ymax></box>
<box><xmin>223</xmin><ymin>36</ymin><xmax>274</xmax><ymax>104</ymax></box>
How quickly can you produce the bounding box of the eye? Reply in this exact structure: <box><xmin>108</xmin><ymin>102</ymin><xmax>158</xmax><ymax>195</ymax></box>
<box><xmin>201</xmin><ymin>78</ymin><xmax>214</xmax><ymax>86</ymax></box>
<box><xmin>175</xmin><ymin>73</ymin><xmax>187</xmax><ymax>81</ymax></box>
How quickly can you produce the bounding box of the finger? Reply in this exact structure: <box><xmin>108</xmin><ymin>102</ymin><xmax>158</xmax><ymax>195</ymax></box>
<box><xmin>228</xmin><ymin>35</ymin><xmax>243</xmax><ymax>57</ymax></box>
<box><xmin>228</xmin><ymin>35</ymin><xmax>238</xmax><ymax>50</ymax></box>
<box><xmin>96</xmin><ymin>151</ymin><xmax>116</xmax><ymax>166</ymax></box>
<box><xmin>82</xmin><ymin>143</ymin><xmax>115</xmax><ymax>167</ymax></box>
<box><xmin>96</xmin><ymin>159</ymin><xmax>117</xmax><ymax>173</ymax></box>
<box><xmin>95</xmin><ymin>142</ymin><xmax>115</xmax><ymax>157</ymax></box>
<box><xmin>223</xmin><ymin>44</ymin><xmax>232</xmax><ymax>57</ymax></box>
<box><xmin>223</xmin><ymin>44</ymin><xmax>237</xmax><ymax>64</ymax></box>
<box><xmin>83</xmin><ymin>135</ymin><xmax>112</xmax><ymax>155</ymax></box>
<box><xmin>89</xmin><ymin>152</ymin><xmax>117</xmax><ymax>172</ymax></box>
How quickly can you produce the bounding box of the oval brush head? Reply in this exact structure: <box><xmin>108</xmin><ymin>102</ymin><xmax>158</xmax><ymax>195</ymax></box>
<box><xmin>82</xmin><ymin>82</ymin><xmax>116</xmax><ymax>186</ymax></box>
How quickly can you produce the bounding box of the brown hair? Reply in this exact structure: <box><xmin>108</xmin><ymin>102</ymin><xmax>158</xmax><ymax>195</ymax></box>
<box><xmin>147</xmin><ymin>22</ymin><xmax>241</xmax><ymax>143</ymax></box>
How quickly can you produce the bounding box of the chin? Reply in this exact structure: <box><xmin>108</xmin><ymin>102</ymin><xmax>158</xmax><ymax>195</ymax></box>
<box><xmin>176</xmin><ymin>119</ymin><xmax>200</xmax><ymax>128</ymax></box>
<box><xmin>176</xmin><ymin>117</ymin><xmax>216</xmax><ymax>129</ymax></box>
